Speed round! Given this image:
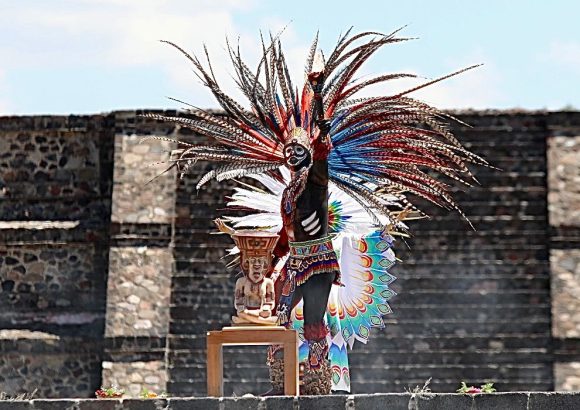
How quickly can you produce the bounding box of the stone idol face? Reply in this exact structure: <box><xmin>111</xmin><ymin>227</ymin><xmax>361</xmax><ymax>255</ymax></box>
<box><xmin>230</xmin><ymin>231</ymin><xmax>279</xmax><ymax>326</ymax></box>
<box><xmin>232</xmin><ymin>232</ymin><xmax>279</xmax><ymax>277</ymax></box>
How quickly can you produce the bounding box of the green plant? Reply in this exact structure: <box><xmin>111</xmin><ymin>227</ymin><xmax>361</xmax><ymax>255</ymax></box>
<box><xmin>406</xmin><ymin>377</ymin><xmax>432</xmax><ymax>395</ymax></box>
<box><xmin>0</xmin><ymin>389</ymin><xmax>37</xmax><ymax>401</ymax></box>
<box><xmin>457</xmin><ymin>381</ymin><xmax>496</xmax><ymax>395</ymax></box>
<box><xmin>95</xmin><ymin>386</ymin><xmax>125</xmax><ymax>398</ymax></box>
<box><xmin>140</xmin><ymin>387</ymin><xmax>167</xmax><ymax>399</ymax></box>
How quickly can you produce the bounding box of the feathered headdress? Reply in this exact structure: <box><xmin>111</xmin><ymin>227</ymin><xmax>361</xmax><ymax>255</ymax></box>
<box><xmin>144</xmin><ymin>28</ymin><xmax>487</xmax><ymax>226</ymax></box>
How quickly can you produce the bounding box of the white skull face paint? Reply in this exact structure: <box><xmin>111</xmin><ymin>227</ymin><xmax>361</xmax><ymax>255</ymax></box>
<box><xmin>284</xmin><ymin>143</ymin><xmax>310</xmax><ymax>170</ymax></box>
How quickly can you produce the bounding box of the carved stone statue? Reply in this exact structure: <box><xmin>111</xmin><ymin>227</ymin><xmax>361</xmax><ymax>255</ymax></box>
<box><xmin>215</xmin><ymin>219</ymin><xmax>279</xmax><ymax>326</ymax></box>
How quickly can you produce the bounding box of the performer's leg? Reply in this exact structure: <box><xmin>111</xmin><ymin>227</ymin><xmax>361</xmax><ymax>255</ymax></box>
<box><xmin>302</xmin><ymin>272</ymin><xmax>335</xmax><ymax>327</ymax></box>
<box><xmin>289</xmin><ymin>286</ymin><xmax>304</xmax><ymax>313</ymax></box>
<box><xmin>300</xmin><ymin>272</ymin><xmax>336</xmax><ymax>395</ymax></box>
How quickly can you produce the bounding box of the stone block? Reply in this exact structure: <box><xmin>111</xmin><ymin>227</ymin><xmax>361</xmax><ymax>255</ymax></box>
<box><xmin>121</xmin><ymin>398</ymin><xmax>168</xmax><ymax>409</ymax></box>
<box><xmin>110</xmin><ymin>134</ymin><xmax>176</xmax><ymax>224</ymax></box>
<box><xmin>101</xmin><ymin>360</ymin><xmax>167</xmax><ymax>397</ymax></box>
<box><xmin>551</xmin><ymin>249</ymin><xmax>580</xmax><ymax>338</ymax></box>
<box><xmin>261</xmin><ymin>396</ymin><xmax>296</xmax><ymax>410</ymax></box>
<box><xmin>221</xmin><ymin>397</ymin><xmax>262</xmax><ymax>410</ymax></box>
<box><xmin>353</xmin><ymin>394</ymin><xmax>410</xmax><ymax>410</ymax></box>
<box><xmin>32</xmin><ymin>400</ymin><xmax>80</xmax><ymax>410</ymax></box>
<box><xmin>77</xmin><ymin>399</ymin><xmax>121</xmax><ymax>410</ymax></box>
<box><xmin>547</xmin><ymin>135</ymin><xmax>580</xmax><ymax>226</ymax></box>
<box><xmin>297</xmin><ymin>395</ymin><xmax>347</xmax><ymax>410</ymax></box>
<box><xmin>473</xmin><ymin>393</ymin><xmax>529</xmax><ymax>409</ymax></box>
<box><xmin>0</xmin><ymin>402</ymin><xmax>33</xmax><ymax>410</ymax></box>
<box><xmin>528</xmin><ymin>392</ymin><xmax>580</xmax><ymax>410</ymax></box>
<box><xmin>554</xmin><ymin>362</ymin><xmax>580</xmax><ymax>390</ymax></box>
<box><xmin>403</xmin><ymin>394</ymin><xmax>474</xmax><ymax>410</ymax></box>
<box><xmin>105</xmin><ymin>246</ymin><xmax>172</xmax><ymax>337</ymax></box>
<box><xmin>167</xmin><ymin>397</ymin><xmax>220</xmax><ymax>410</ymax></box>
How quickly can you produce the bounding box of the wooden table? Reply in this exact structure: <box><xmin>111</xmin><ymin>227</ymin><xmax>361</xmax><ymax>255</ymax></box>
<box><xmin>206</xmin><ymin>326</ymin><xmax>299</xmax><ymax>396</ymax></box>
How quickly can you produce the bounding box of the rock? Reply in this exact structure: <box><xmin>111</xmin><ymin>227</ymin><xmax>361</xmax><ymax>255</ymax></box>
<box><xmin>134</xmin><ymin>320</ymin><xmax>152</xmax><ymax>330</ymax></box>
<box><xmin>144</xmin><ymin>375</ymin><xmax>159</xmax><ymax>384</ymax></box>
<box><xmin>127</xmin><ymin>295</ymin><xmax>141</xmax><ymax>304</ymax></box>
<box><xmin>132</xmin><ymin>144</ymin><xmax>150</xmax><ymax>154</ymax></box>
<box><xmin>124</xmin><ymin>153</ymin><xmax>142</xmax><ymax>165</ymax></box>
<box><xmin>139</xmin><ymin>310</ymin><xmax>157</xmax><ymax>320</ymax></box>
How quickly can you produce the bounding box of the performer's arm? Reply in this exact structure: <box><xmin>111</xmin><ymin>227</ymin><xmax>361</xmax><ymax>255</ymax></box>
<box><xmin>311</xmin><ymin>119</ymin><xmax>331</xmax><ymax>161</ymax></box>
<box><xmin>308</xmin><ymin>69</ymin><xmax>331</xmax><ymax>159</ymax></box>
<box><xmin>273</xmin><ymin>226</ymin><xmax>289</xmax><ymax>259</ymax></box>
<box><xmin>271</xmin><ymin>227</ymin><xmax>289</xmax><ymax>314</ymax></box>
<box><xmin>308</xmin><ymin>69</ymin><xmax>331</xmax><ymax>173</ymax></box>
<box><xmin>309</xmin><ymin>119</ymin><xmax>330</xmax><ymax>186</ymax></box>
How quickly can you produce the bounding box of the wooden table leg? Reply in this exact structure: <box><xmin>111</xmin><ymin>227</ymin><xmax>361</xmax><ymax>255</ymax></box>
<box><xmin>283</xmin><ymin>339</ymin><xmax>299</xmax><ymax>396</ymax></box>
<box><xmin>207</xmin><ymin>335</ymin><xmax>223</xmax><ymax>397</ymax></box>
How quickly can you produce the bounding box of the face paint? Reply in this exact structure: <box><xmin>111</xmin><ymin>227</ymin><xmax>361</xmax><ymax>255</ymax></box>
<box><xmin>284</xmin><ymin>128</ymin><xmax>312</xmax><ymax>171</ymax></box>
<box><xmin>284</xmin><ymin>143</ymin><xmax>310</xmax><ymax>170</ymax></box>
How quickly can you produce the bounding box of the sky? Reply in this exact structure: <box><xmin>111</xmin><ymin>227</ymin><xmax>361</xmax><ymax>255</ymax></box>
<box><xmin>0</xmin><ymin>0</ymin><xmax>579</xmax><ymax>115</ymax></box>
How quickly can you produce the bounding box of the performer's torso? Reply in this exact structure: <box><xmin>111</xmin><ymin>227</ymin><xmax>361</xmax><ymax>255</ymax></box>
<box><xmin>282</xmin><ymin>159</ymin><xmax>329</xmax><ymax>242</ymax></box>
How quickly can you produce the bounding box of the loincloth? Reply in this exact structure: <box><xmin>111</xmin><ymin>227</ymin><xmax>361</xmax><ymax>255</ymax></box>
<box><xmin>286</xmin><ymin>236</ymin><xmax>341</xmax><ymax>286</ymax></box>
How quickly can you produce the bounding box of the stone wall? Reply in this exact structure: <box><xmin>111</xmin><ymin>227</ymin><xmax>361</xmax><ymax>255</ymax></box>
<box><xmin>0</xmin><ymin>116</ymin><xmax>113</xmax><ymax>221</ymax></box>
<box><xmin>0</xmin><ymin>115</ymin><xmax>115</xmax><ymax>398</ymax></box>
<box><xmin>372</xmin><ymin>112</ymin><xmax>553</xmax><ymax>392</ymax></box>
<box><xmin>547</xmin><ymin>128</ymin><xmax>580</xmax><ymax>390</ymax></box>
<box><xmin>162</xmin><ymin>111</ymin><xmax>569</xmax><ymax>395</ymax></box>
<box><xmin>105</xmin><ymin>247</ymin><xmax>172</xmax><ymax>336</ymax></box>
<box><xmin>100</xmin><ymin>112</ymin><xmax>177</xmax><ymax>396</ymax></box>
<box><xmin>2</xmin><ymin>110</ymin><xmax>580</xmax><ymax>398</ymax></box>
<box><xmin>1</xmin><ymin>245</ymin><xmax>98</xmax><ymax>313</ymax></box>
<box><xmin>101</xmin><ymin>360</ymin><xmax>167</xmax><ymax>397</ymax></box>
<box><xmin>166</xmin><ymin>124</ymin><xmax>245</xmax><ymax>395</ymax></box>
<box><xmin>0</xmin><ymin>331</ymin><xmax>102</xmax><ymax>398</ymax></box>
<box><xmin>0</xmin><ymin>392</ymin><xmax>580</xmax><ymax>409</ymax></box>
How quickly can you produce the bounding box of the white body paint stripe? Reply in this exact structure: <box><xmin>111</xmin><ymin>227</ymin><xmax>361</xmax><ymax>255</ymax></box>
<box><xmin>301</xmin><ymin>211</ymin><xmax>317</xmax><ymax>226</ymax></box>
<box><xmin>309</xmin><ymin>225</ymin><xmax>321</xmax><ymax>235</ymax></box>
<box><xmin>304</xmin><ymin>219</ymin><xmax>320</xmax><ymax>232</ymax></box>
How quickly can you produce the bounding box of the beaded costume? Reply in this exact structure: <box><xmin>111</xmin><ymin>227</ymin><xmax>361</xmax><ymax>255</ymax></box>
<box><xmin>146</xmin><ymin>28</ymin><xmax>486</xmax><ymax>394</ymax></box>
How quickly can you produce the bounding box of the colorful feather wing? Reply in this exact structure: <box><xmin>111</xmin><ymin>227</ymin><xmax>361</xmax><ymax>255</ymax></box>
<box><xmin>334</xmin><ymin>231</ymin><xmax>397</xmax><ymax>348</ymax></box>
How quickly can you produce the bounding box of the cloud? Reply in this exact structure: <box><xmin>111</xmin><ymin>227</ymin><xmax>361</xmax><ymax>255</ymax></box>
<box><xmin>351</xmin><ymin>49</ymin><xmax>505</xmax><ymax>110</ymax></box>
<box><xmin>408</xmin><ymin>61</ymin><xmax>504</xmax><ymax>110</ymax></box>
<box><xmin>1</xmin><ymin>2</ymin><xmax>254</xmax><ymax>67</ymax></box>
<box><xmin>0</xmin><ymin>0</ymin><xmax>270</xmax><ymax>109</ymax></box>
<box><xmin>0</xmin><ymin>3</ymin><xmax>503</xmax><ymax>112</ymax></box>
<box><xmin>151</xmin><ymin>11</ymin><xmax>311</xmax><ymax>109</ymax></box>
<box><xmin>345</xmin><ymin>68</ymin><xmax>503</xmax><ymax>111</ymax></box>
<box><xmin>159</xmin><ymin>15</ymin><xmax>311</xmax><ymax>109</ymax></box>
